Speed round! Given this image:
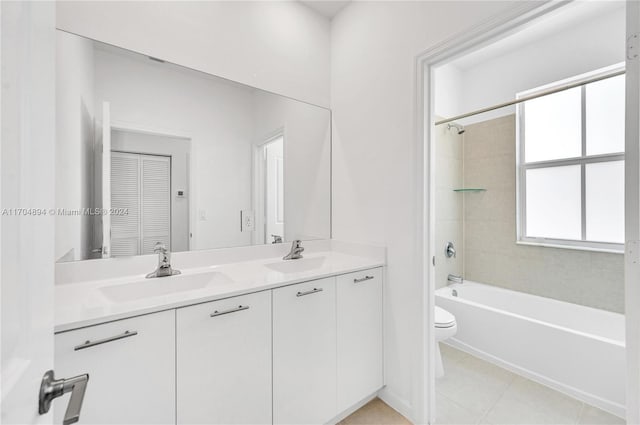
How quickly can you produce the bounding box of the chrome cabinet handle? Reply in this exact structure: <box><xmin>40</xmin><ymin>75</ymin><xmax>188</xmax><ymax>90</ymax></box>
<box><xmin>210</xmin><ymin>305</ymin><xmax>250</xmax><ymax>317</ymax></box>
<box><xmin>74</xmin><ymin>330</ymin><xmax>138</xmax><ymax>351</ymax></box>
<box><xmin>296</xmin><ymin>287</ymin><xmax>323</xmax><ymax>297</ymax></box>
<box><xmin>39</xmin><ymin>370</ymin><xmax>89</xmax><ymax>425</ymax></box>
<box><xmin>354</xmin><ymin>275</ymin><xmax>375</xmax><ymax>283</ymax></box>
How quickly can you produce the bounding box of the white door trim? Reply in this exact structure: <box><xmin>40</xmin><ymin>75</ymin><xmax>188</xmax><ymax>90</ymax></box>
<box><xmin>409</xmin><ymin>1</ymin><xmax>633</xmax><ymax>423</ymax></box>
<box><xmin>625</xmin><ymin>1</ymin><xmax>640</xmax><ymax>423</ymax></box>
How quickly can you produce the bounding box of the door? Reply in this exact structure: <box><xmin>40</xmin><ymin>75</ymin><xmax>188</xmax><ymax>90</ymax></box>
<box><xmin>1</xmin><ymin>2</ymin><xmax>57</xmax><ymax>423</ymax></box>
<box><xmin>177</xmin><ymin>291</ymin><xmax>272</xmax><ymax>424</ymax></box>
<box><xmin>626</xmin><ymin>1</ymin><xmax>640</xmax><ymax>422</ymax></box>
<box><xmin>273</xmin><ymin>278</ymin><xmax>337</xmax><ymax>424</ymax></box>
<box><xmin>264</xmin><ymin>136</ymin><xmax>284</xmax><ymax>243</ymax></box>
<box><xmin>95</xmin><ymin>101</ymin><xmax>111</xmax><ymax>258</ymax></box>
<box><xmin>110</xmin><ymin>152</ymin><xmax>171</xmax><ymax>256</ymax></box>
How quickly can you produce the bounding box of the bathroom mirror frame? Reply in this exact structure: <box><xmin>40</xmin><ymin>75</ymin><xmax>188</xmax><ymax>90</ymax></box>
<box><xmin>55</xmin><ymin>29</ymin><xmax>332</xmax><ymax>263</ymax></box>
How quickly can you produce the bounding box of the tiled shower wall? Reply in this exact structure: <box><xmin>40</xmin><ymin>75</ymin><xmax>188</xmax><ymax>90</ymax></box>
<box><xmin>435</xmin><ymin>123</ymin><xmax>464</xmax><ymax>289</ymax></box>
<box><xmin>461</xmin><ymin>115</ymin><xmax>624</xmax><ymax>313</ymax></box>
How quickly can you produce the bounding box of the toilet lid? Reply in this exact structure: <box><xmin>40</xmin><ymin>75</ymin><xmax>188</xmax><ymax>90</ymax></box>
<box><xmin>435</xmin><ymin>306</ymin><xmax>456</xmax><ymax>328</ymax></box>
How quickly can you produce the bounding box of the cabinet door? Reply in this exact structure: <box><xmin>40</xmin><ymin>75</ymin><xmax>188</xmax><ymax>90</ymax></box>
<box><xmin>176</xmin><ymin>291</ymin><xmax>272</xmax><ymax>424</ymax></box>
<box><xmin>54</xmin><ymin>310</ymin><xmax>175</xmax><ymax>424</ymax></box>
<box><xmin>337</xmin><ymin>268</ymin><xmax>384</xmax><ymax>412</ymax></box>
<box><xmin>273</xmin><ymin>278</ymin><xmax>337</xmax><ymax>424</ymax></box>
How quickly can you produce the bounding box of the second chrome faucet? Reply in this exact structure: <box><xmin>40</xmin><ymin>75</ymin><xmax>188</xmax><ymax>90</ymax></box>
<box><xmin>283</xmin><ymin>240</ymin><xmax>304</xmax><ymax>260</ymax></box>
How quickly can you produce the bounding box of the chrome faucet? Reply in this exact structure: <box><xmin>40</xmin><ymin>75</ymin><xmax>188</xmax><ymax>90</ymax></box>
<box><xmin>283</xmin><ymin>240</ymin><xmax>304</xmax><ymax>260</ymax></box>
<box><xmin>146</xmin><ymin>242</ymin><xmax>181</xmax><ymax>278</ymax></box>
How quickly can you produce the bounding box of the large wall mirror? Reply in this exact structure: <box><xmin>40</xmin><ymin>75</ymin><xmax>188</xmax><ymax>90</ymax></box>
<box><xmin>56</xmin><ymin>30</ymin><xmax>331</xmax><ymax>262</ymax></box>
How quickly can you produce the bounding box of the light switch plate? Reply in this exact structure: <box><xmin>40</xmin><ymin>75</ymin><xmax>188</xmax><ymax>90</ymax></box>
<box><xmin>241</xmin><ymin>210</ymin><xmax>255</xmax><ymax>232</ymax></box>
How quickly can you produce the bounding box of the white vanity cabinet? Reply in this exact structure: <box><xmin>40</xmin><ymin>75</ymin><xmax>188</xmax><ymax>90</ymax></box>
<box><xmin>336</xmin><ymin>267</ymin><xmax>384</xmax><ymax>412</ymax></box>
<box><xmin>176</xmin><ymin>290</ymin><xmax>272</xmax><ymax>425</ymax></box>
<box><xmin>273</xmin><ymin>277</ymin><xmax>337</xmax><ymax>424</ymax></box>
<box><xmin>54</xmin><ymin>310</ymin><xmax>175</xmax><ymax>424</ymax></box>
<box><xmin>55</xmin><ymin>265</ymin><xmax>384</xmax><ymax>425</ymax></box>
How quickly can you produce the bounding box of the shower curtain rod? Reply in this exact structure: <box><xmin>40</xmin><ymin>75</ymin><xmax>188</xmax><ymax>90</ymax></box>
<box><xmin>434</xmin><ymin>69</ymin><xmax>626</xmax><ymax>126</ymax></box>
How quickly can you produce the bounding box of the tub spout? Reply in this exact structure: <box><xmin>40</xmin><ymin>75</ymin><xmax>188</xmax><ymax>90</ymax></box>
<box><xmin>447</xmin><ymin>274</ymin><xmax>463</xmax><ymax>284</ymax></box>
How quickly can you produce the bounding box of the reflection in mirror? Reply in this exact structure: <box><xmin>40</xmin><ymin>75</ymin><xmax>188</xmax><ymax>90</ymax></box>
<box><xmin>55</xmin><ymin>30</ymin><xmax>331</xmax><ymax>262</ymax></box>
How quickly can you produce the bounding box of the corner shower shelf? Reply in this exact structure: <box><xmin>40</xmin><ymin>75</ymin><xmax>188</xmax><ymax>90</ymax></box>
<box><xmin>452</xmin><ymin>188</ymin><xmax>486</xmax><ymax>193</ymax></box>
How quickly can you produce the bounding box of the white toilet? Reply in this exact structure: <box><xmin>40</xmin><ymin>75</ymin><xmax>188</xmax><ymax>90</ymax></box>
<box><xmin>435</xmin><ymin>306</ymin><xmax>457</xmax><ymax>378</ymax></box>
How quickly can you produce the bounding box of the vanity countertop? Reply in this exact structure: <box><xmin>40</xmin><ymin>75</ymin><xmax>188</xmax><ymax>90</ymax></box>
<box><xmin>55</xmin><ymin>251</ymin><xmax>384</xmax><ymax>333</ymax></box>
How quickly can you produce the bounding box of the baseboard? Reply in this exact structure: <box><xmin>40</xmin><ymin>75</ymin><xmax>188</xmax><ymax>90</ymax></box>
<box><xmin>445</xmin><ymin>339</ymin><xmax>626</xmax><ymax>419</ymax></box>
<box><xmin>328</xmin><ymin>392</ymin><xmax>379</xmax><ymax>424</ymax></box>
<box><xmin>377</xmin><ymin>386</ymin><xmax>415</xmax><ymax>424</ymax></box>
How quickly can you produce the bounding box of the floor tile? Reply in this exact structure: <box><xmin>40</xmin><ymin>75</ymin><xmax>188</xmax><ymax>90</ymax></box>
<box><xmin>435</xmin><ymin>392</ymin><xmax>479</xmax><ymax>425</ymax></box>
<box><xmin>577</xmin><ymin>405</ymin><xmax>625</xmax><ymax>425</ymax></box>
<box><xmin>441</xmin><ymin>343</ymin><xmax>471</xmax><ymax>364</ymax></box>
<box><xmin>483</xmin><ymin>377</ymin><xmax>583</xmax><ymax>425</ymax></box>
<box><xmin>437</xmin><ymin>349</ymin><xmax>515</xmax><ymax>417</ymax></box>
<box><xmin>340</xmin><ymin>398</ymin><xmax>411</xmax><ymax>425</ymax></box>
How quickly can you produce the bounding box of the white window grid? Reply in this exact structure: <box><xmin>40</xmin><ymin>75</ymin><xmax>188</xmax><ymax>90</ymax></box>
<box><xmin>516</xmin><ymin>67</ymin><xmax>625</xmax><ymax>253</ymax></box>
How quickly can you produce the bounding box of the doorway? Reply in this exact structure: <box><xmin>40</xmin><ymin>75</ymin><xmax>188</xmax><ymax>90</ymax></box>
<box><xmin>418</xmin><ymin>2</ymin><xmax>639</xmax><ymax>423</ymax></box>
<box><xmin>255</xmin><ymin>134</ymin><xmax>285</xmax><ymax>245</ymax></box>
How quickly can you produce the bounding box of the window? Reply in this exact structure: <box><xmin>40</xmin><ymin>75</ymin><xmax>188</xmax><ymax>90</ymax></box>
<box><xmin>517</xmin><ymin>66</ymin><xmax>625</xmax><ymax>252</ymax></box>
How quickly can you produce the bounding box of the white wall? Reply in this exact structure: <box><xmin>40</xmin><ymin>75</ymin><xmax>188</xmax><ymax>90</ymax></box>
<box><xmin>55</xmin><ymin>31</ymin><xmax>95</xmax><ymax>261</ymax></box>
<box><xmin>436</xmin><ymin>3</ymin><xmax>625</xmax><ymax>122</ymax></box>
<box><xmin>56</xmin><ymin>1</ymin><xmax>331</xmax><ymax>108</ymax></box>
<box><xmin>331</xmin><ymin>1</ymin><xmax>528</xmax><ymax>421</ymax></box>
<box><xmin>94</xmin><ymin>46</ymin><xmax>255</xmax><ymax>251</ymax></box>
<box><xmin>434</xmin><ymin>64</ymin><xmax>463</xmax><ymax>119</ymax></box>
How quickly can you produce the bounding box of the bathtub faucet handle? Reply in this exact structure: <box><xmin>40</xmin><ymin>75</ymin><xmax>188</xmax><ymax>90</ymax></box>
<box><xmin>445</xmin><ymin>242</ymin><xmax>456</xmax><ymax>258</ymax></box>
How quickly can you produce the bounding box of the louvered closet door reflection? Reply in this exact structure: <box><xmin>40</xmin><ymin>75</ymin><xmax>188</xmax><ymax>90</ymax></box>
<box><xmin>110</xmin><ymin>152</ymin><xmax>171</xmax><ymax>256</ymax></box>
<box><xmin>111</xmin><ymin>152</ymin><xmax>140</xmax><ymax>256</ymax></box>
<box><xmin>141</xmin><ymin>155</ymin><xmax>171</xmax><ymax>254</ymax></box>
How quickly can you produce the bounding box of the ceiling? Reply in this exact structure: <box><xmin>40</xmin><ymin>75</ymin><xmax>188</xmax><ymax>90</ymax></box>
<box><xmin>300</xmin><ymin>1</ymin><xmax>351</xmax><ymax>19</ymax></box>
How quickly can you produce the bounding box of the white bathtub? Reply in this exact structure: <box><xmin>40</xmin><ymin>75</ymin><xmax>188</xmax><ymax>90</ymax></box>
<box><xmin>436</xmin><ymin>281</ymin><xmax>626</xmax><ymax>418</ymax></box>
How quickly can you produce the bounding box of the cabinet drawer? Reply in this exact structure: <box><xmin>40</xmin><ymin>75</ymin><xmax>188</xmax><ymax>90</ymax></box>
<box><xmin>176</xmin><ymin>291</ymin><xmax>272</xmax><ymax>425</ymax></box>
<box><xmin>337</xmin><ymin>268</ymin><xmax>384</xmax><ymax>412</ymax></box>
<box><xmin>273</xmin><ymin>277</ymin><xmax>337</xmax><ymax>424</ymax></box>
<box><xmin>54</xmin><ymin>310</ymin><xmax>175</xmax><ymax>424</ymax></box>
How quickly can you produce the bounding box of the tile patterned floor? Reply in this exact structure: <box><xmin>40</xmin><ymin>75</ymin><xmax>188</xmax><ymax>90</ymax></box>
<box><xmin>435</xmin><ymin>344</ymin><xmax>626</xmax><ymax>425</ymax></box>
<box><xmin>340</xmin><ymin>344</ymin><xmax>626</xmax><ymax>425</ymax></box>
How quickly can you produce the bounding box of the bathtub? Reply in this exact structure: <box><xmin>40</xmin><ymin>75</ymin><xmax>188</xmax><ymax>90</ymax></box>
<box><xmin>436</xmin><ymin>281</ymin><xmax>626</xmax><ymax>418</ymax></box>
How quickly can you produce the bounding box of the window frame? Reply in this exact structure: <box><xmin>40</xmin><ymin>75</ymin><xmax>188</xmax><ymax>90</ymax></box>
<box><xmin>516</xmin><ymin>65</ymin><xmax>625</xmax><ymax>253</ymax></box>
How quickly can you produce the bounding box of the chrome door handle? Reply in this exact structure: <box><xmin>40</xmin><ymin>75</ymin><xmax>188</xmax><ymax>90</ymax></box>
<box><xmin>210</xmin><ymin>305</ymin><xmax>250</xmax><ymax>317</ymax></box>
<box><xmin>74</xmin><ymin>330</ymin><xmax>138</xmax><ymax>351</ymax></box>
<box><xmin>39</xmin><ymin>370</ymin><xmax>89</xmax><ymax>425</ymax></box>
<box><xmin>296</xmin><ymin>287</ymin><xmax>323</xmax><ymax>297</ymax></box>
<box><xmin>353</xmin><ymin>275</ymin><xmax>375</xmax><ymax>283</ymax></box>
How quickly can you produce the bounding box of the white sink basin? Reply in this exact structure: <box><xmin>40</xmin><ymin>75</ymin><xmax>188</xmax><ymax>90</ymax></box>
<box><xmin>264</xmin><ymin>257</ymin><xmax>326</xmax><ymax>274</ymax></box>
<box><xmin>101</xmin><ymin>272</ymin><xmax>233</xmax><ymax>303</ymax></box>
